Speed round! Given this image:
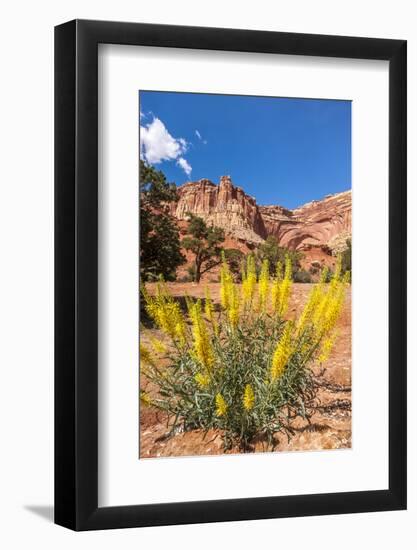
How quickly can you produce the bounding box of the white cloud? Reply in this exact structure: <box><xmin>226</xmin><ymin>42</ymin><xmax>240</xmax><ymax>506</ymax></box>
<box><xmin>140</xmin><ymin>117</ymin><xmax>187</xmax><ymax>164</ymax></box>
<box><xmin>195</xmin><ymin>129</ymin><xmax>207</xmax><ymax>144</ymax></box>
<box><xmin>177</xmin><ymin>157</ymin><xmax>192</xmax><ymax>177</ymax></box>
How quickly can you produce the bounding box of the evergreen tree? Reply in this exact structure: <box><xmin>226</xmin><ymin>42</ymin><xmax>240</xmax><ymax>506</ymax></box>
<box><xmin>257</xmin><ymin>235</ymin><xmax>303</xmax><ymax>276</ymax></box>
<box><xmin>182</xmin><ymin>214</ymin><xmax>225</xmax><ymax>283</ymax></box>
<box><xmin>140</xmin><ymin>160</ymin><xmax>185</xmax><ymax>280</ymax></box>
<box><xmin>341</xmin><ymin>238</ymin><xmax>352</xmax><ymax>275</ymax></box>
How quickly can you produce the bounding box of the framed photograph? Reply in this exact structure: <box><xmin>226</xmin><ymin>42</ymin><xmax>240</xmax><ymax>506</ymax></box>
<box><xmin>55</xmin><ymin>20</ymin><xmax>407</xmax><ymax>531</ymax></box>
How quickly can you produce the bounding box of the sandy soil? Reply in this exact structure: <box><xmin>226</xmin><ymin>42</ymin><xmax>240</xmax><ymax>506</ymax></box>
<box><xmin>140</xmin><ymin>282</ymin><xmax>351</xmax><ymax>458</ymax></box>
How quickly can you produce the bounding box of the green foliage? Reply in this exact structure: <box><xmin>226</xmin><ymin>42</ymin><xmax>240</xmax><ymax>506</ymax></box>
<box><xmin>141</xmin><ymin>259</ymin><xmax>348</xmax><ymax>451</ymax></box>
<box><xmin>224</xmin><ymin>248</ymin><xmax>245</xmax><ymax>280</ymax></box>
<box><xmin>293</xmin><ymin>270</ymin><xmax>312</xmax><ymax>283</ymax></box>
<box><xmin>341</xmin><ymin>238</ymin><xmax>352</xmax><ymax>276</ymax></box>
<box><xmin>322</xmin><ymin>268</ymin><xmax>334</xmax><ymax>283</ymax></box>
<box><xmin>140</xmin><ymin>161</ymin><xmax>185</xmax><ymax>280</ymax></box>
<box><xmin>160</xmin><ymin>316</ymin><xmax>313</xmax><ymax>451</ymax></box>
<box><xmin>182</xmin><ymin>214</ymin><xmax>225</xmax><ymax>283</ymax></box>
<box><xmin>257</xmin><ymin>236</ymin><xmax>303</xmax><ymax>276</ymax></box>
<box><xmin>186</xmin><ymin>265</ymin><xmax>197</xmax><ymax>280</ymax></box>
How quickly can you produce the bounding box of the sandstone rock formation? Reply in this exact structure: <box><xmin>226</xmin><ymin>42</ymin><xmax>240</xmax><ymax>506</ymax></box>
<box><xmin>260</xmin><ymin>191</ymin><xmax>351</xmax><ymax>252</ymax></box>
<box><xmin>170</xmin><ymin>176</ymin><xmax>351</xmax><ymax>253</ymax></box>
<box><xmin>170</xmin><ymin>176</ymin><xmax>266</xmax><ymax>245</ymax></box>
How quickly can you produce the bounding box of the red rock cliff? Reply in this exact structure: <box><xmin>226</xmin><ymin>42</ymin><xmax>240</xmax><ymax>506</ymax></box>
<box><xmin>170</xmin><ymin>176</ymin><xmax>267</xmax><ymax>244</ymax></box>
<box><xmin>171</xmin><ymin>176</ymin><xmax>351</xmax><ymax>252</ymax></box>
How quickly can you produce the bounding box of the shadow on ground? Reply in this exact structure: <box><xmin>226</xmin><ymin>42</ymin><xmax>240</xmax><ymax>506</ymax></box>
<box><xmin>24</xmin><ymin>505</ymin><xmax>54</xmax><ymax>523</ymax></box>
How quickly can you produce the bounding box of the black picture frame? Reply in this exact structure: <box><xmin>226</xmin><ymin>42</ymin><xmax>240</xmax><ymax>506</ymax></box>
<box><xmin>55</xmin><ymin>19</ymin><xmax>407</xmax><ymax>531</ymax></box>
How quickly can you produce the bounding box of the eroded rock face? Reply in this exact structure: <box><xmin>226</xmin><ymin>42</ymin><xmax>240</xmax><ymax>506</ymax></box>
<box><xmin>170</xmin><ymin>176</ymin><xmax>266</xmax><ymax>244</ymax></box>
<box><xmin>260</xmin><ymin>191</ymin><xmax>352</xmax><ymax>251</ymax></box>
<box><xmin>171</xmin><ymin>176</ymin><xmax>351</xmax><ymax>251</ymax></box>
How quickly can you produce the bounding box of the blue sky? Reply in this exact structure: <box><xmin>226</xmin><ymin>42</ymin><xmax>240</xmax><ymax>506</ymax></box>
<box><xmin>139</xmin><ymin>91</ymin><xmax>351</xmax><ymax>209</ymax></box>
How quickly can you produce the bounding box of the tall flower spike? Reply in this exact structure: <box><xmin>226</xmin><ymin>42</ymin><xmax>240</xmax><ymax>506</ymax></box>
<box><xmin>242</xmin><ymin>254</ymin><xmax>257</xmax><ymax>308</ymax></box>
<box><xmin>190</xmin><ymin>300</ymin><xmax>214</xmax><ymax>370</ymax></box>
<box><xmin>215</xmin><ymin>393</ymin><xmax>228</xmax><ymax>416</ymax></box>
<box><xmin>144</xmin><ymin>284</ymin><xmax>187</xmax><ymax>347</ymax></box>
<box><xmin>270</xmin><ymin>323</ymin><xmax>292</xmax><ymax>382</ymax></box>
<box><xmin>149</xmin><ymin>336</ymin><xmax>167</xmax><ymax>355</ymax></box>
<box><xmin>204</xmin><ymin>286</ymin><xmax>218</xmax><ymax>335</ymax></box>
<box><xmin>320</xmin><ymin>266</ymin><xmax>329</xmax><ymax>284</ymax></box>
<box><xmin>140</xmin><ymin>344</ymin><xmax>154</xmax><ymax>366</ymax></box>
<box><xmin>220</xmin><ymin>253</ymin><xmax>234</xmax><ymax>311</ymax></box>
<box><xmin>318</xmin><ymin>331</ymin><xmax>339</xmax><ymax>363</ymax></box>
<box><xmin>228</xmin><ymin>283</ymin><xmax>240</xmax><ymax>328</ymax></box>
<box><xmin>140</xmin><ymin>391</ymin><xmax>153</xmax><ymax>407</ymax></box>
<box><xmin>277</xmin><ymin>256</ymin><xmax>292</xmax><ymax>316</ymax></box>
<box><xmin>312</xmin><ymin>286</ymin><xmax>331</xmax><ymax>331</ymax></box>
<box><xmin>258</xmin><ymin>259</ymin><xmax>270</xmax><ymax>312</ymax></box>
<box><xmin>243</xmin><ymin>384</ymin><xmax>255</xmax><ymax>411</ymax></box>
<box><xmin>195</xmin><ymin>372</ymin><xmax>210</xmax><ymax>388</ymax></box>
<box><xmin>297</xmin><ymin>285</ymin><xmax>322</xmax><ymax>335</ymax></box>
<box><xmin>321</xmin><ymin>283</ymin><xmax>345</xmax><ymax>335</ymax></box>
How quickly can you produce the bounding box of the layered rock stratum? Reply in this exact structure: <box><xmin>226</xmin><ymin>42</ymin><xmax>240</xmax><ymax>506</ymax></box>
<box><xmin>170</xmin><ymin>175</ymin><xmax>351</xmax><ymax>253</ymax></box>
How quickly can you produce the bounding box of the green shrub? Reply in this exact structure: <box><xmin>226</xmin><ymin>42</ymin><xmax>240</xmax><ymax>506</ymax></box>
<box><xmin>341</xmin><ymin>238</ymin><xmax>352</xmax><ymax>276</ymax></box>
<box><xmin>140</xmin><ymin>257</ymin><xmax>348</xmax><ymax>451</ymax></box>
<box><xmin>293</xmin><ymin>270</ymin><xmax>312</xmax><ymax>283</ymax></box>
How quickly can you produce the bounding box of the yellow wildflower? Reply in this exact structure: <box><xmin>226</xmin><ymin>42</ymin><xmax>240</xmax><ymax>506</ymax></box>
<box><xmin>258</xmin><ymin>259</ymin><xmax>270</xmax><ymax>312</ymax></box>
<box><xmin>220</xmin><ymin>254</ymin><xmax>240</xmax><ymax>326</ymax></box>
<box><xmin>321</xmin><ymin>284</ymin><xmax>345</xmax><ymax>334</ymax></box>
<box><xmin>204</xmin><ymin>287</ymin><xmax>218</xmax><ymax>335</ymax></box>
<box><xmin>242</xmin><ymin>255</ymin><xmax>257</xmax><ymax>307</ymax></box>
<box><xmin>297</xmin><ymin>285</ymin><xmax>322</xmax><ymax>335</ymax></box>
<box><xmin>270</xmin><ymin>323</ymin><xmax>292</xmax><ymax>382</ymax></box>
<box><xmin>320</xmin><ymin>266</ymin><xmax>329</xmax><ymax>284</ymax></box>
<box><xmin>275</xmin><ymin>256</ymin><xmax>292</xmax><ymax>316</ymax></box>
<box><xmin>318</xmin><ymin>331</ymin><xmax>339</xmax><ymax>363</ymax></box>
<box><xmin>150</xmin><ymin>336</ymin><xmax>167</xmax><ymax>355</ymax></box>
<box><xmin>271</xmin><ymin>279</ymin><xmax>280</xmax><ymax>312</ymax></box>
<box><xmin>190</xmin><ymin>301</ymin><xmax>214</xmax><ymax>370</ymax></box>
<box><xmin>215</xmin><ymin>393</ymin><xmax>228</xmax><ymax>416</ymax></box>
<box><xmin>140</xmin><ymin>344</ymin><xmax>154</xmax><ymax>366</ymax></box>
<box><xmin>228</xmin><ymin>284</ymin><xmax>240</xmax><ymax>328</ymax></box>
<box><xmin>311</xmin><ymin>266</ymin><xmax>348</xmax><ymax>338</ymax></box>
<box><xmin>194</xmin><ymin>372</ymin><xmax>210</xmax><ymax>388</ymax></box>
<box><xmin>243</xmin><ymin>384</ymin><xmax>255</xmax><ymax>411</ymax></box>
<box><xmin>174</xmin><ymin>320</ymin><xmax>187</xmax><ymax>347</ymax></box>
<box><xmin>146</xmin><ymin>294</ymin><xmax>186</xmax><ymax>345</ymax></box>
<box><xmin>312</xmin><ymin>290</ymin><xmax>330</xmax><ymax>330</ymax></box>
<box><xmin>144</xmin><ymin>286</ymin><xmax>187</xmax><ymax>346</ymax></box>
<box><xmin>140</xmin><ymin>391</ymin><xmax>153</xmax><ymax>407</ymax></box>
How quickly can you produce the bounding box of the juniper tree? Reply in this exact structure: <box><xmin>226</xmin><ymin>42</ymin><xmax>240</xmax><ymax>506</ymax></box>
<box><xmin>181</xmin><ymin>214</ymin><xmax>225</xmax><ymax>283</ymax></box>
<box><xmin>140</xmin><ymin>160</ymin><xmax>185</xmax><ymax>280</ymax></box>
